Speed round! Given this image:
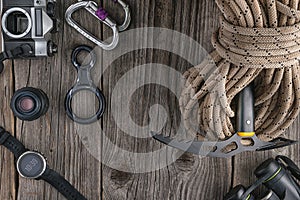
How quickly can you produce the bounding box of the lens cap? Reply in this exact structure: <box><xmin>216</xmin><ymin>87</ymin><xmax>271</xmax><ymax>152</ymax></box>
<box><xmin>17</xmin><ymin>151</ymin><xmax>46</xmax><ymax>179</ymax></box>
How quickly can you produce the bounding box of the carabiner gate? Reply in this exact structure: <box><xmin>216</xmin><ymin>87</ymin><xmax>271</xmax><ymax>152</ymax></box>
<box><xmin>65</xmin><ymin>0</ymin><xmax>131</xmax><ymax>50</ymax></box>
<box><xmin>112</xmin><ymin>0</ymin><xmax>131</xmax><ymax>31</ymax></box>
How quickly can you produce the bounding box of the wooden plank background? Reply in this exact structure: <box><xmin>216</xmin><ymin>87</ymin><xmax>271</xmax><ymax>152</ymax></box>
<box><xmin>0</xmin><ymin>0</ymin><xmax>299</xmax><ymax>199</ymax></box>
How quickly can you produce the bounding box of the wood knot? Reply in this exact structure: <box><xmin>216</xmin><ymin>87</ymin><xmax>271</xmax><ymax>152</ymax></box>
<box><xmin>110</xmin><ymin>169</ymin><xmax>133</xmax><ymax>186</ymax></box>
<box><xmin>174</xmin><ymin>153</ymin><xmax>195</xmax><ymax>171</ymax></box>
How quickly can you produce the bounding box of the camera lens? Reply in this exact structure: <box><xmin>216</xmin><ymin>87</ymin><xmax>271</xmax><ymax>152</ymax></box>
<box><xmin>7</xmin><ymin>11</ymin><xmax>28</xmax><ymax>34</ymax></box>
<box><xmin>11</xmin><ymin>87</ymin><xmax>49</xmax><ymax>121</ymax></box>
<box><xmin>2</xmin><ymin>8</ymin><xmax>32</xmax><ymax>39</ymax></box>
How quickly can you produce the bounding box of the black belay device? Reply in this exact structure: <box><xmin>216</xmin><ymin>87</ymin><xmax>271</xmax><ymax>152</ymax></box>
<box><xmin>224</xmin><ymin>155</ymin><xmax>300</xmax><ymax>200</ymax></box>
<box><xmin>152</xmin><ymin>85</ymin><xmax>298</xmax><ymax>157</ymax></box>
<box><xmin>0</xmin><ymin>0</ymin><xmax>58</xmax><ymax>73</ymax></box>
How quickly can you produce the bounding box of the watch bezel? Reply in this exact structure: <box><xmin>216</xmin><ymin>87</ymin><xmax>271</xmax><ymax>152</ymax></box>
<box><xmin>16</xmin><ymin>151</ymin><xmax>47</xmax><ymax>179</ymax></box>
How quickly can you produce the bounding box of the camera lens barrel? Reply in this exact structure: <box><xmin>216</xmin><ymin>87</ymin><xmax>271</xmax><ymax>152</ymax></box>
<box><xmin>10</xmin><ymin>87</ymin><xmax>49</xmax><ymax>121</ymax></box>
<box><xmin>255</xmin><ymin>158</ymin><xmax>300</xmax><ymax>199</ymax></box>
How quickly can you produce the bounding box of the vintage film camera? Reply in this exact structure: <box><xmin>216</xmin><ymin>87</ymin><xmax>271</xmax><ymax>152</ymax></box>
<box><xmin>0</xmin><ymin>0</ymin><xmax>58</xmax><ymax>73</ymax></box>
<box><xmin>224</xmin><ymin>156</ymin><xmax>300</xmax><ymax>200</ymax></box>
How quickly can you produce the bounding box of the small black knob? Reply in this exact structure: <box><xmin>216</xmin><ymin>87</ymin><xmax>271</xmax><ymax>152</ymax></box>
<box><xmin>47</xmin><ymin>41</ymin><xmax>58</xmax><ymax>56</ymax></box>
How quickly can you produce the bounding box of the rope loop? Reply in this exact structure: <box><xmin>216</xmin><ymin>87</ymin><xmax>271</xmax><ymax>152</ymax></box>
<box><xmin>180</xmin><ymin>0</ymin><xmax>300</xmax><ymax>142</ymax></box>
<box><xmin>213</xmin><ymin>16</ymin><xmax>300</xmax><ymax>68</ymax></box>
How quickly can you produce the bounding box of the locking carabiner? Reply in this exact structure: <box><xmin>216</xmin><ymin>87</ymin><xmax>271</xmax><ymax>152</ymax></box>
<box><xmin>85</xmin><ymin>0</ymin><xmax>131</xmax><ymax>32</ymax></box>
<box><xmin>66</xmin><ymin>1</ymin><xmax>118</xmax><ymax>50</ymax></box>
<box><xmin>65</xmin><ymin>0</ymin><xmax>131</xmax><ymax>50</ymax></box>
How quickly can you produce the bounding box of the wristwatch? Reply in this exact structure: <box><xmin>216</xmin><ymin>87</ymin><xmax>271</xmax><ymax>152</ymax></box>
<box><xmin>0</xmin><ymin>127</ymin><xmax>87</xmax><ymax>200</ymax></box>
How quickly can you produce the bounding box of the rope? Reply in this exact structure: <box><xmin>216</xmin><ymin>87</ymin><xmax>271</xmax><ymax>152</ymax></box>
<box><xmin>180</xmin><ymin>0</ymin><xmax>300</xmax><ymax>142</ymax></box>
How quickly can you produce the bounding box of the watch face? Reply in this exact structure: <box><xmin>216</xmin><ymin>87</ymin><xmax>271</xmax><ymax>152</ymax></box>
<box><xmin>17</xmin><ymin>151</ymin><xmax>46</xmax><ymax>179</ymax></box>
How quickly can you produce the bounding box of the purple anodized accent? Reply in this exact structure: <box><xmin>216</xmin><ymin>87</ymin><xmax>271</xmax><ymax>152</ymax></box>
<box><xmin>95</xmin><ymin>7</ymin><xmax>108</xmax><ymax>20</ymax></box>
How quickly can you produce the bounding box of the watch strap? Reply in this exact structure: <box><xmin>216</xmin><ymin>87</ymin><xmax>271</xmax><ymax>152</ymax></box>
<box><xmin>0</xmin><ymin>127</ymin><xmax>27</xmax><ymax>158</ymax></box>
<box><xmin>40</xmin><ymin>167</ymin><xmax>87</xmax><ymax>200</ymax></box>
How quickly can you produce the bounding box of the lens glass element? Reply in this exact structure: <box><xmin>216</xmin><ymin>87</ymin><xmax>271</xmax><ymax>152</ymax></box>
<box><xmin>18</xmin><ymin>97</ymin><xmax>35</xmax><ymax>113</ymax></box>
<box><xmin>7</xmin><ymin>11</ymin><xmax>29</xmax><ymax>35</ymax></box>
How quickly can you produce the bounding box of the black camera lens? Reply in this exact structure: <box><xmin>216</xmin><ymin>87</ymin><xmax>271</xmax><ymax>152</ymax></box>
<box><xmin>11</xmin><ymin>87</ymin><xmax>49</xmax><ymax>121</ymax></box>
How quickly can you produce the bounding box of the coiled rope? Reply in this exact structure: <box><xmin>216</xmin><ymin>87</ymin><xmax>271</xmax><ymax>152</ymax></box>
<box><xmin>180</xmin><ymin>0</ymin><xmax>300</xmax><ymax>142</ymax></box>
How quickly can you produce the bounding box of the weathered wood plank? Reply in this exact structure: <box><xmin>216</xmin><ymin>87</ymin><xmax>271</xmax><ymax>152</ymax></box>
<box><xmin>102</xmin><ymin>0</ymin><xmax>232</xmax><ymax>200</ymax></box>
<box><xmin>0</xmin><ymin>0</ymin><xmax>299</xmax><ymax>200</ymax></box>
<box><xmin>0</xmin><ymin>60</ymin><xmax>16</xmax><ymax>200</ymax></box>
<box><xmin>12</xmin><ymin>0</ymin><xmax>103</xmax><ymax>199</ymax></box>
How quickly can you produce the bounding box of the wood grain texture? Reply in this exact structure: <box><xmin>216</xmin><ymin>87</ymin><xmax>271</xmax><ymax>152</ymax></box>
<box><xmin>0</xmin><ymin>10</ymin><xmax>16</xmax><ymax>200</ymax></box>
<box><xmin>0</xmin><ymin>60</ymin><xmax>16</xmax><ymax>200</ymax></box>
<box><xmin>102</xmin><ymin>1</ymin><xmax>231</xmax><ymax>200</ymax></box>
<box><xmin>0</xmin><ymin>0</ymin><xmax>299</xmax><ymax>200</ymax></box>
<box><xmin>13</xmin><ymin>0</ymin><xmax>103</xmax><ymax>199</ymax></box>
